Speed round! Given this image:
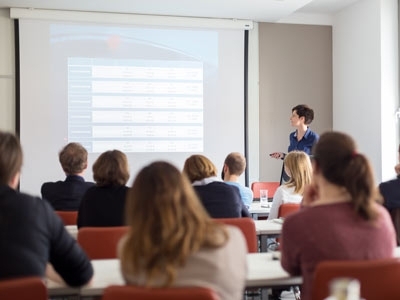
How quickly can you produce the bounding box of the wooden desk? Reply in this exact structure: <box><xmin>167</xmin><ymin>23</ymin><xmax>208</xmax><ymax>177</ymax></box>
<box><xmin>246</xmin><ymin>252</ymin><xmax>301</xmax><ymax>288</ymax></box>
<box><xmin>65</xmin><ymin>225</ymin><xmax>78</xmax><ymax>240</ymax></box>
<box><xmin>46</xmin><ymin>253</ymin><xmax>301</xmax><ymax>298</ymax></box>
<box><xmin>249</xmin><ymin>201</ymin><xmax>270</xmax><ymax>220</ymax></box>
<box><xmin>254</xmin><ymin>219</ymin><xmax>283</xmax><ymax>252</ymax></box>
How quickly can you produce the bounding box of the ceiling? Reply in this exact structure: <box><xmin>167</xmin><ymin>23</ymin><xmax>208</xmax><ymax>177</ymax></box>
<box><xmin>0</xmin><ymin>0</ymin><xmax>360</xmax><ymax>22</ymax></box>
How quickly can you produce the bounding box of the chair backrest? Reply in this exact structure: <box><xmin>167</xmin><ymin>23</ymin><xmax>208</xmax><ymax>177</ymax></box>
<box><xmin>251</xmin><ymin>182</ymin><xmax>280</xmax><ymax>198</ymax></box>
<box><xmin>55</xmin><ymin>210</ymin><xmax>78</xmax><ymax>225</ymax></box>
<box><xmin>312</xmin><ymin>258</ymin><xmax>400</xmax><ymax>300</ymax></box>
<box><xmin>214</xmin><ymin>217</ymin><xmax>257</xmax><ymax>253</ymax></box>
<box><xmin>278</xmin><ymin>203</ymin><xmax>300</xmax><ymax>218</ymax></box>
<box><xmin>77</xmin><ymin>226</ymin><xmax>129</xmax><ymax>259</ymax></box>
<box><xmin>102</xmin><ymin>285</ymin><xmax>220</xmax><ymax>300</ymax></box>
<box><xmin>0</xmin><ymin>277</ymin><xmax>47</xmax><ymax>300</ymax></box>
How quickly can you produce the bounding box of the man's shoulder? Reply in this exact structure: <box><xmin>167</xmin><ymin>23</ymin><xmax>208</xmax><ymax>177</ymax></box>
<box><xmin>380</xmin><ymin>177</ymin><xmax>400</xmax><ymax>189</ymax></box>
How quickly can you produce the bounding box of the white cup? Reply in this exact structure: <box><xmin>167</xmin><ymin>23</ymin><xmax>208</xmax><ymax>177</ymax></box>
<box><xmin>260</xmin><ymin>189</ymin><xmax>269</xmax><ymax>207</ymax></box>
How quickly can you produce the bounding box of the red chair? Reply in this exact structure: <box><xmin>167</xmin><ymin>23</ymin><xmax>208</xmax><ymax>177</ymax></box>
<box><xmin>102</xmin><ymin>285</ymin><xmax>220</xmax><ymax>300</ymax></box>
<box><xmin>278</xmin><ymin>203</ymin><xmax>300</xmax><ymax>218</ymax></box>
<box><xmin>251</xmin><ymin>182</ymin><xmax>280</xmax><ymax>199</ymax></box>
<box><xmin>77</xmin><ymin>226</ymin><xmax>129</xmax><ymax>259</ymax></box>
<box><xmin>312</xmin><ymin>258</ymin><xmax>400</xmax><ymax>300</ymax></box>
<box><xmin>0</xmin><ymin>277</ymin><xmax>47</xmax><ymax>300</ymax></box>
<box><xmin>55</xmin><ymin>210</ymin><xmax>78</xmax><ymax>225</ymax></box>
<box><xmin>214</xmin><ymin>218</ymin><xmax>258</xmax><ymax>253</ymax></box>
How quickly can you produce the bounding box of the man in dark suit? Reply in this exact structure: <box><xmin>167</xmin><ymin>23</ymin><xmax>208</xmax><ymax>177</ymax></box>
<box><xmin>379</xmin><ymin>144</ymin><xmax>400</xmax><ymax>245</ymax></box>
<box><xmin>41</xmin><ymin>142</ymin><xmax>94</xmax><ymax>211</ymax></box>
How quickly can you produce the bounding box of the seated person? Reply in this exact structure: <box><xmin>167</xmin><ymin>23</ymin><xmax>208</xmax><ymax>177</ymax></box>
<box><xmin>41</xmin><ymin>142</ymin><xmax>94</xmax><ymax>211</ymax></box>
<box><xmin>183</xmin><ymin>154</ymin><xmax>250</xmax><ymax>218</ymax></box>
<box><xmin>77</xmin><ymin>150</ymin><xmax>129</xmax><ymax>228</ymax></box>
<box><xmin>0</xmin><ymin>131</ymin><xmax>93</xmax><ymax>286</ymax></box>
<box><xmin>222</xmin><ymin>152</ymin><xmax>253</xmax><ymax>208</ymax></box>
<box><xmin>119</xmin><ymin>161</ymin><xmax>247</xmax><ymax>300</ymax></box>
<box><xmin>379</xmin><ymin>144</ymin><xmax>400</xmax><ymax>244</ymax></box>
<box><xmin>267</xmin><ymin>151</ymin><xmax>312</xmax><ymax>220</ymax></box>
<box><xmin>280</xmin><ymin>131</ymin><xmax>396</xmax><ymax>300</ymax></box>
<box><xmin>379</xmin><ymin>143</ymin><xmax>400</xmax><ymax>210</ymax></box>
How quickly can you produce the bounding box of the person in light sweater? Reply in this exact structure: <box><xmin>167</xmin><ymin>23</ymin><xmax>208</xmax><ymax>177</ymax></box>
<box><xmin>280</xmin><ymin>131</ymin><xmax>396</xmax><ymax>300</ymax></box>
<box><xmin>119</xmin><ymin>161</ymin><xmax>247</xmax><ymax>300</ymax></box>
<box><xmin>222</xmin><ymin>152</ymin><xmax>253</xmax><ymax>208</ymax></box>
<box><xmin>267</xmin><ymin>151</ymin><xmax>312</xmax><ymax>220</ymax></box>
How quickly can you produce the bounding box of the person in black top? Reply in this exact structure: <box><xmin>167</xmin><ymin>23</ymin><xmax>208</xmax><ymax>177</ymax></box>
<box><xmin>41</xmin><ymin>142</ymin><xmax>94</xmax><ymax>211</ymax></box>
<box><xmin>0</xmin><ymin>131</ymin><xmax>93</xmax><ymax>286</ymax></box>
<box><xmin>183</xmin><ymin>154</ymin><xmax>250</xmax><ymax>218</ymax></box>
<box><xmin>379</xmin><ymin>144</ymin><xmax>400</xmax><ymax>245</ymax></box>
<box><xmin>380</xmin><ymin>144</ymin><xmax>400</xmax><ymax>210</ymax></box>
<box><xmin>77</xmin><ymin>150</ymin><xmax>130</xmax><ymax>228</ymax></box>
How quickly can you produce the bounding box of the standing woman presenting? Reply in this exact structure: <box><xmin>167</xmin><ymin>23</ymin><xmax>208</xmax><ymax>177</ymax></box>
<box><xmin>270</xmin><ymin>104</ymin><xmax>319</xmax><ymax>159</ymax></box>
<box><xmin>270</xmin><ymin>104</ymin><xmax>319</xmax><ymax>182</ymax></box>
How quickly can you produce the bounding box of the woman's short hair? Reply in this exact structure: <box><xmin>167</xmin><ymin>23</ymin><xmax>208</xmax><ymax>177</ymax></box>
<box><xmin>284</xmin><ymin>151</ymin><xmax>312</xmax><ymax>194</ymax></box>
<box><xmin>292</xmin><ymin>104</ymin><xmax>314</xmax><ymax>125</ymax></box>
<box><xmin>312</xmin><ymin>131</ymin><xmax>379</xmax><ymax>220</ymax></box>
<box><xmin>224</xmin><ymin>152</ymin><xmax>246</xmax><ymax>176</ymax></box>
<box><xmin>59</xmin><ymin>142</ymin><xmax>88</xmax><ymax>175</ymax></box>
<box><xmin>120</xmin><ymin>161</ymin><xmax>228</xmax><ymax>286</ymax></box>
<box><xmin>92</xmin><ymin>150</ymin><xmax>129</xmax><ymax>186</ymax></box>
<box><xmin>183</xmin><ymin>154</ymin><xmax>218</xmax><ymax>183</ymax></box>
<box><xmin>0</xmin><ymin>131</ymin><xmax>23</xmax><ymax>185</ymax></box>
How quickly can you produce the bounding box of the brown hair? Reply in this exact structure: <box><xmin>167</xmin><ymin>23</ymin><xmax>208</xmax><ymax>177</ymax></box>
<box><xmin>59</xmin><ymin>142</ymin><xmax>88</xmax><ymax>175</ymax></box>
<box><xmin>120</xmin><ymin>161</ymin><xmax>228</xmax><ymax>286</ymax></box>
<box><xmin>284</xmin><ymin>151</ymin><xmax>312</xmax><ymax>194</ymax></box>
<box><xmin>183</xmin><ymin>154</ymin><xmax>218</xmax><ymax>183</ymax></box>
<box><xmin>92</xmin><ymin>150</ymin><xmax>129</xmax><ymax>186</ymax></box>
<box><xmin>292</xmin><ymin>104</ymin><xmax>314</xmax><ymax>125</ymax></box>
<box><xmin>224</xmin><ymin>152</ymin><xmax>246</xmax><ymax>176</ymax></box>
<box><xmin>312</xmin><ymin>131</ymin><xmax>379</xmax><ymax>220</ymax></box>
<box><xmin>0</xmin><ymin>131</ymin><xmax>23</xmax><ymax>185</ymax></box>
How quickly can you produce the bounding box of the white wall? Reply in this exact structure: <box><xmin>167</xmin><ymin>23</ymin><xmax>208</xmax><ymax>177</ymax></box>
<box><xmin>0</xmin><ymin>9</ymin><xmax>15</xmax><ymax>132</ymax></box>
<box><xmin>332</xmin><ymin>0</ymin><xmax>398</xmax><ymax>182</ymax></box>
<box><xmin>1</xmin><ymin>2</ymin><xmax>399</xmax><ymax>185</ymax></box>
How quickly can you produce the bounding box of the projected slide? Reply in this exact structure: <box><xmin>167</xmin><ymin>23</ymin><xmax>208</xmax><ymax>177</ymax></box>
<box><xmin>68</xmin><ymin>57</ymin><xmax>204</xmax><ymax>152</ymax></box>
<box><xmin>18</xmin><ymin>18</ymin><xmax>245</xmax><ymax>195</ymax></box>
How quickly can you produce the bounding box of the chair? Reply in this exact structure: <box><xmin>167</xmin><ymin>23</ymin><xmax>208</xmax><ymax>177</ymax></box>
<box><xmin>0</xmin><ymin>277</ymin><xmax>47</xmax><ymax>300</ymax></box>
<box><xmin>77</xmin><ymin>226</ymin><xmax>129</xmax><ymax>259</ymax></box>
<box><xmin>251</xmin><ymin>182</ymin><xmax>280</xmax><ymax>199</ymax></box>
<box><xmin>102</xmin><ymin>285</ymin><xmax>220</xmax><ymax>300</ymax></box>
<box><xmin>278</xmin><ymin>203</ymin><xmax>300</xmax><ymax>218</ymax></box>
<box><xmin>312</xmin><ymin>258</ymin><xmax>400</xmax><ymax>300</ymax></box>
<box><xmin>55</xmin><ymin>210</ymin><xmax>78</xmax><ymax>225</ymax></box>
<box><xmin>214</xmin><ymin>218</ymin><xmax>258</xmax><ymax>253</ymax></box>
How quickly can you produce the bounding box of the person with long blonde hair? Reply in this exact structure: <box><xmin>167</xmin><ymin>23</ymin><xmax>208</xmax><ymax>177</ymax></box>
<box><xmin>280</xmin><ymin>131</ymin><xmax>396</xmax><ymax>300</ymax></box>
<box><xmin>119</xmin><ymin>161</ymin><xmax>247</xmax><ymax>300</ymax></box>
<box><xmin>268</xmin><ymin>151</ymin><xmax>312</xmax><ymax>220</ymax></box>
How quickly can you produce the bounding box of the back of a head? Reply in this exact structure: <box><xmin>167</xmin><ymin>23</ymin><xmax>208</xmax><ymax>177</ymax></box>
<box><xmin>292</xmin><ymin>104</ymin><xmax>314</xmax><ymax>125</ymax></box>
<box><xmin>92</xmin><ymin>150</ymin><xmax>129</xmax><ymax>186</ymax></box>
<box><xmin>125</xmin><ymin>161</ymin><xmax>209</xmax><ymax>230</ymax></box>
<box><xmin>284</xmin><ymin>151</ymin><xmax>312</xmax><ymax>194</ymax></box>
<box><xmin>224</xmin><ymin>152</ymin><xmax>246</xmax><ymax>176</ymax></box>
<box><xmin>59</xmin><ymin>142</ymin><xmax>88</xmax><ymax>175</ymax></box>
<box><xmin>0</xmin><ymin>131</ymin><xmax>23</xmax><ymax>186</ymax></box>
<box><xmin>183</xmin><ymin>154</ymin><xmax>218</xmax><ymax>182</ymax></box>
<box><xmin>121</xmin><ymin>161</ymin><xmax>227</xmax><ymax>286</ymax></box>
<box><xmin>312</xmin><ymin>131</ymin><xmax>378</xmax><ymax>220</ymax></box>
